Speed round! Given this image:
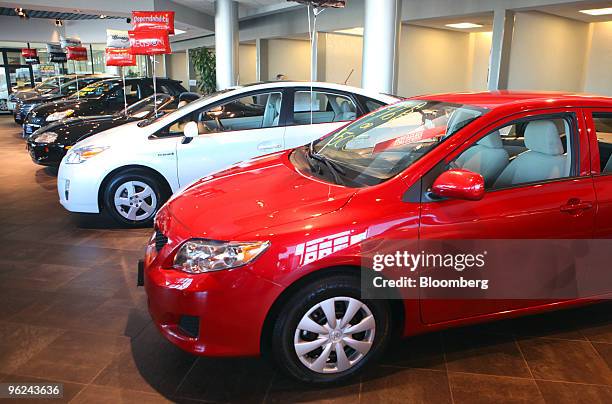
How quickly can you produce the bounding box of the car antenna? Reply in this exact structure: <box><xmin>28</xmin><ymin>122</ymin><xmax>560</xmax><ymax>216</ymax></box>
<box><xmin>343</xmin><ymin>69</ymin><xmax>354</xmax><ymax>85</ymax></box>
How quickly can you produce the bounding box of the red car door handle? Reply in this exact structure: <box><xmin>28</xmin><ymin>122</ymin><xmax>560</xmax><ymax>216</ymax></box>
<box><xmin>560</xmin><ymin>200</ymin><xmax>593</xmax><ymax>213</ymax></box>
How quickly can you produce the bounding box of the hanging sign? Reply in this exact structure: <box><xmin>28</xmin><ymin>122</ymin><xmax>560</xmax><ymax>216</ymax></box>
<box><xmin>46</xmin><ymin>43</ymin><xmax>63</xmax><ymax>53</ymax></box>
<box><xmin>49</xmin><ymin>52</ymin><xmax>67</xmax><ymax>63</ymax></box>
<box><xmin>105</xmin><ymin>48</ymin><xmax>137</xmax><ymax>66</ymax></box>
<box><xmin>128</xmin><ymin>29</ymin><xmax>171</xmax><ymax>55</ymax></box>
<box><xmin>131</xmin><ymin>11</ymin><xmax>175</xmax><ymax>34</ymax></box>
<box><xmin>106</xmin><ymin>29</ymin><xmax>131</xmax><ymax>49</ymax></box>
<box><xmin>21</xmin><ymin>48</ymin><xmax>40</xmax><ymax>64</ymax></box>
<box><xmin>21</xmin><ymin>48</ymin><xmax>37</xmax><ymax>58</ymax></box>
<box><xmin>60</xmin><ymin>36</ymin><xmax>82</xmax><ymax>48</ymax></box>
<box><xmin>66</xmin><ymin>46</ymin><xmax>88</xmax><ymax>61</ymax></box>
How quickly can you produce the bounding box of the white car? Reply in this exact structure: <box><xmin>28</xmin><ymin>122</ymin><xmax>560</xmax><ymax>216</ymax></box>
<box><xmin>57</xmin><ymin>81</ymin><xmax>399</xmax><ymax>226</ymax></box>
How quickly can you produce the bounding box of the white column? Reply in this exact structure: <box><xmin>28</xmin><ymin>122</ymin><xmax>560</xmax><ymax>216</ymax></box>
<box><xmin>215</xmin><ymin>0</ymin><xmax>239</xmax><ymax>89</ymax></box>
<box><xmin>361</xmin><ymin>0</ymin><xmax>401</xmax><ymax>94</ymax></box>
<box><xmin>488</xmin><ymin>8</ymin><xmax>515</xmax><ymax>90</ymax></box>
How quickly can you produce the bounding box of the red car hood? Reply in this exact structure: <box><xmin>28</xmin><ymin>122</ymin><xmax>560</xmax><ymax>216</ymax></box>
<box><xmin>164</xmin><ymin>152</ymin><xmax>357</xmax><ymax>240</ymax></box>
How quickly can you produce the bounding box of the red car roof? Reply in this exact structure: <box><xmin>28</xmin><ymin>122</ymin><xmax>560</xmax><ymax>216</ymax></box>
<box><xmin>411</xmin><ymin>91</ymin><xmax>612</xmax><ymax>110</ymax></box>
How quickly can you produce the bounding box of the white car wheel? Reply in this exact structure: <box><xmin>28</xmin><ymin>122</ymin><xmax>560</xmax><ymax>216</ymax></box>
<box><xmin>113</xmin><ymin>180</ymin><xmax>158</xmax><ymax>222</ymax></box>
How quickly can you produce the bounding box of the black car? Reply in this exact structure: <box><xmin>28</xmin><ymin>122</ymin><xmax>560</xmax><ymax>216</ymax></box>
<box><xmin>26</xmin><ymin>92</ymin><xmax>200</xmax><ymax>167</ymax></box>
<box><xmin>14</xmin><ymin>75</ymin><xmax>112</xmax><ymax>124</ymax></box>
<box><xmin>22</xmin><ymin>77</ymin><xmax>187</xmax><ymax>137</ymax></box>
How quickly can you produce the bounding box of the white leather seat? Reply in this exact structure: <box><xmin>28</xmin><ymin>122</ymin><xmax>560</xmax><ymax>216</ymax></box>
<box><xmin>454</xmin><ymin>131</ymin><xmax>509</xmax><ymax>187</ymax></box>
<box><xmin>335</xmin><ymin>101</ymin><xmax>356</xmax><ymax>122</ymax></box>
<box><xmin>493</xmin><ymin>120</ymin><xmax>568</xmax><ymax>188</ymax></box>
<box><xmin>262</xmin><ymin>93</ymin><xmax>282</xmax><ymax>127</ymax></box>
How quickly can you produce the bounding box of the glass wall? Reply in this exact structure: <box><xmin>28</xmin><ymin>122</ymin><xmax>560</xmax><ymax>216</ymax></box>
<box><xmin>0</xmin><ymin>41</ymin><xmax>149</xmax><ymax>80</ymax></box>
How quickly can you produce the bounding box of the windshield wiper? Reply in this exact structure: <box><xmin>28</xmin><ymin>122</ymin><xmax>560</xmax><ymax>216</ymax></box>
<box><xmin>306</xmin><ymin>145</ymin><xmax>346</xmax><ymax>186</ymax></box>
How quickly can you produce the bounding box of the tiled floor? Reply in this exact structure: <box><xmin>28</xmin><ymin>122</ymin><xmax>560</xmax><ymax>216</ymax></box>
<box><xmin>0</xmin><ymin>115</ymin><xmax>610</xmax><ymax>403</ymax></box>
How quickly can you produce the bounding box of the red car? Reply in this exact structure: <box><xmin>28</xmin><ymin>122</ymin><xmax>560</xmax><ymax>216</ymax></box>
<box><xmin>142</xmin><ymin>92</ymin><xmax>612</xmax><ymax>384</ymax></box>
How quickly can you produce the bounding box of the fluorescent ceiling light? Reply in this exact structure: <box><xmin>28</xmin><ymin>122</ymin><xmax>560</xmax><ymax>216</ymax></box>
<box><xmin>579</xmin><ymin>7</ymin><xmax>612</xmax><ymax>16</ymax></box>
<box><xmin>445</xmin><ymin>22</ymin><xmax>483</xmax><ymax>29</ymax></box>
<box><xmin>334</xmin><ymin>27</ymin><xmax>364</xmax><ymax>36</ymax></box>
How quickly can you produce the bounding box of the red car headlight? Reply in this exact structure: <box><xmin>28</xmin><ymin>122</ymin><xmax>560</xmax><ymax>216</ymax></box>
<box><xmin>173</xmin><ymin>239</ymin><xmax>270</xmax><ymax>274</ymax></box>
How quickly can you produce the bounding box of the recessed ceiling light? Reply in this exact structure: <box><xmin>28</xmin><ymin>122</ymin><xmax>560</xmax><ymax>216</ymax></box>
<box><xmin>445</xmin><ymin>22</ymin><xmax>483</xmax><ymax>29</ymax></box>
<box><xmin>579</xmin><ymin>7</ymin><xmax>612</xmax><ymax>16</ymax></box>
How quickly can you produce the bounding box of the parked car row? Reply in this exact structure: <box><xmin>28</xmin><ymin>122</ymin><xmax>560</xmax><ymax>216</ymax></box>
<box><xmin>11</xmin><ymin>80</ymin><xmax>612</xmax><ymax>384</ymax></box>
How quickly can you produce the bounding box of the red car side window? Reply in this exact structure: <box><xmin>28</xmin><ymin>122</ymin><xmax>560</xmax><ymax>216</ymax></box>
<box><xmin>452</xmin><ymin>116</ymin><xmax>575</xmax><ymax>190</ymax></box>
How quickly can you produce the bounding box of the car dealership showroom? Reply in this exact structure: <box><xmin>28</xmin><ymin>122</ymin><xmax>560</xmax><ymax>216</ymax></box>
<box><xmin>1</xmin><ymin>0</ymin><xmax>612</xmax><ymax>402</ymax></box>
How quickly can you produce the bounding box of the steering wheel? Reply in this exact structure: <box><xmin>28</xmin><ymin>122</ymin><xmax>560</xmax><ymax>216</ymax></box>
<box><xmin>214</xmin><ymin>115</ymin><xmax>225</xmax><ymax>131</ymax></box>
<box><xmin>205</xmin><ymin>106</ymin><xmax>226</xmax><ymax>131</ymax></box>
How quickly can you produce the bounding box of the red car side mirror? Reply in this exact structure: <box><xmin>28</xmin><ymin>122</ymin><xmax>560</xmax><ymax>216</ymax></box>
<box><xmin>431</xmin><ymin>169</ymin><xmax>485</xmax><ymax>201</ymax></box>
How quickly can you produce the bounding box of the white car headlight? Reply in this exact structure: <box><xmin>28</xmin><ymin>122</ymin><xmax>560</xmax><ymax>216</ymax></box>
<box><xmin>173</xmin><ymin>239</ymin><xmax>270</xmax><ymax>274</ymax></box>
<box><xmin>46</xmin><ymin>109</ymin><xmax>74</xmax><ymax>122</ymax></box>
<box><xmin>34</xmin><ymin>131</ymin><xmax>58</xmax><ymax>143</ymax></box>
<box><xmin>65</xmin><ymin>145</ymin><xmax>109</xmax><ymax>164</ymax></box>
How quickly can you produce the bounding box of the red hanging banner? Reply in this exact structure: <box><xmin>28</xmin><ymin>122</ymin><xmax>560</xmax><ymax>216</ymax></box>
<box><xmin>66</xmin><ymin>46</ymin><xmax>88</xmax><ymax>61</ymax></box>
<box><xmin>131</xmin><ymin>11</ymin><xmax>175</xmax><ymax>34</ymax></box>
<box><xmin>21</xmin><ymin>48</ymin><xmax>37</xmax><ymax>58</ymax></box>
<box><xmin>105</xmin><ymin>48</ymin><xmax>137</xmax><ymax>66</ymax></box>
<box><xmin>128</xmin><ymin>30</ymin><xmax>171</xmax><ymax>55</ymax></box>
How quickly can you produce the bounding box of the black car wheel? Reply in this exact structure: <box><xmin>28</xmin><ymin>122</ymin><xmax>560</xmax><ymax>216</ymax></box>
<box><xmin>103</xmin><ymin>169</ymin><xmax>166</xmax><ymax>227</ymax></box>
<box><xmin>271</xmin><ymin>274</ymin><xmax>391</xmax><ymax>384</ymax></box>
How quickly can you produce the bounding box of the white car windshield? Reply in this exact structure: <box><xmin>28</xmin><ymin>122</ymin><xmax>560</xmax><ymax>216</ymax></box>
<box><xmin>301</xmin><ymin>100</ymin><xmax>488</xmax><ymax>187</ymax></box>
<box><xmin>137</xmin><ymin>89</ymin><xmax>233</xmax><ymax>127</ymax></box>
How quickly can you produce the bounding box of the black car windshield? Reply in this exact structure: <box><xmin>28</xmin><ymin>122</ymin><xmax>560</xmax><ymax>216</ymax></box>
<box><xmin>115</xmin><ymin>94</ymin><xmax>173</xmax><ymax>118</ymax></box>
<box><xmin>69</xmin><ymin>80</ymin><xmax>117</xmax><ymax>99</ymax></box>
<box><xmin>304</xmin><ymin>100</ymin><xmax>488</xmax><ymax>187</ymax></box>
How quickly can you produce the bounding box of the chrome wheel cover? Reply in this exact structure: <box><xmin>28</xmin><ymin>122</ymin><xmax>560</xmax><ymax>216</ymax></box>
<box><xmin>113</xmin><ymin>180</ymin><xmax>157</xmax><ymax>222</ymax></box>
<box><xmin>294</xmin><ymin>296</ymin><xmax>375</xmax><ymax>374</ymax></box>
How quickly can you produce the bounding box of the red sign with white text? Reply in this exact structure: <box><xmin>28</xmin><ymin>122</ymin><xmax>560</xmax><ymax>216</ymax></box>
<box><xmin>66</xmin><ymin>46</ymin><xmax>88</xmax><ymax>61</ymax></box>
<box><xmin>128</xmin><ymin>30</ymin><xmax>171</xmax><ymax>55</ymax></box>
<box><xmin>132</xmin><ymin>11</ymin><xmax>175</xmax><ymax>34</ymax></box>
<box><xmin>21</xmin><ymin>48</ymin><xmax>37</xmax><ymax>58</ymax></box>
<box><xmin>105</xmin><ymin>48</ymin><xmax>137</xmax><ymax>66</ymax></box>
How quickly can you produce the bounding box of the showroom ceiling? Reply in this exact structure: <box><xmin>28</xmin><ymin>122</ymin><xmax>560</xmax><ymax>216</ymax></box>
<box><xmin>0</xmin><ymin>6</ymin><xmax>123</xmax><ymax>20</ymax></box>
<box><xmin>173</xmin><ymin>0</ymin><xmax>288</xmax><ymax>14</ymax></box>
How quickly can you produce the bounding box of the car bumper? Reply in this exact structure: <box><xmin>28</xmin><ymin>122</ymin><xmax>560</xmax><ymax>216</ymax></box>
<box><xmin>26</xmin><ymin>141</ymin><xmax>65</xmax><ymax>167</ymax></box>
<box><xmin>143</xmin><ymin>239</ymin><xmax>282</xmax><ymax>357</ymax></box>
<box><xmin>57</xmin><ymin>160</ymin><xmax>103</xmax><ymax>214</ymax></box>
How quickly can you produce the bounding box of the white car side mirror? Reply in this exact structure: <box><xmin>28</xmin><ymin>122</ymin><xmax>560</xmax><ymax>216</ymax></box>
<box><xmin>183</xmin><ymin>121</ymin><xmax>199</xmax><ymax>138</ymax></box>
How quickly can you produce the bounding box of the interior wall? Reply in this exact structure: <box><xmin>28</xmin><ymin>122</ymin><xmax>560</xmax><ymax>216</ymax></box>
<box><xmin>322</xmin><ymin>33</ymin><xmax>363</xmax><ymax>87</ymax></box>
<box><xmin>398</xmin><ymin>25</ymin><xmax>471</xmax><ymax>97</ymax></box>
<box><xmin>583</xmin><ymin>21</ymin><xmax>612</xmax><ymax>96</ymax></box>
<box><xmin>239</xmin><ymin>44</ymin><xmax>257</xmax><ymax>84</ymax></box>
<box><xmin>166</xmin><ymin>51</ymin><xmax>188</xmax><ymax>88</ymax></box>
<box><xmin>266</xmin><ymin>38</ymin><xmax>310</xmax><ymax>81</ymax></box>
<box><xmin>508</xmin><ymin>11</ymin><xmax>589</xmax><ymax>92</ymax></box>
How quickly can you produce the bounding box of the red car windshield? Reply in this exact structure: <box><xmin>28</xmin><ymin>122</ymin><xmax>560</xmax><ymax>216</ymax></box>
<box><xmin>308</xmin><ymin>100</ymin><xmax>489</xmax><ymax>187</ymax></box>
